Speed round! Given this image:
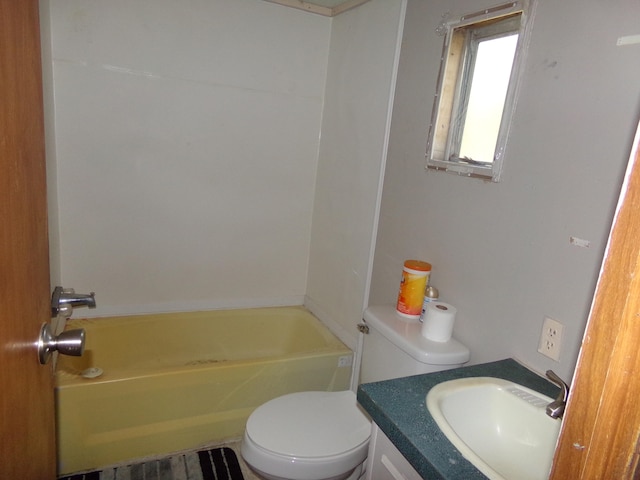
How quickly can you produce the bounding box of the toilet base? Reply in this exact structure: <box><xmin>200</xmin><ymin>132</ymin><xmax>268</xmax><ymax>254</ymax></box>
<box><xmin>241</xmin><ymin>428</ymin><xmax>369</xmax><ymax>480</ymax></box>
<box><xmin>245</xmin><ymin>460</ymin><xmax>365</xmax><ymax>480</ymax></box>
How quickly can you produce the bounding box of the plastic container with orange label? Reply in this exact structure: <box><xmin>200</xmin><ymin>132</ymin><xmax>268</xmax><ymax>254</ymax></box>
<box><xmin>395</xmin><ymin>260</ymin><xmax>432</xmax><ymax>319</ymax></box>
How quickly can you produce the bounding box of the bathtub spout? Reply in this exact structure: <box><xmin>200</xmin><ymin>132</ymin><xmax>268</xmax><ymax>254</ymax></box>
<box><xmin>52</xmin><ymin>286</ymin><xmax>96</xmax><ymax>317</ymax></box>
<box><xmin>59</xmin><ymin>291</ymin><xmax>96</xmax><ymax>309</ymax></box>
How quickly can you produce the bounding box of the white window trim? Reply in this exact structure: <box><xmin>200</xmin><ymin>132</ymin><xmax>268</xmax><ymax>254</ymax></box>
<box><xmin>425</xmin><ymin>0</ymin><xmax>535</xmax><ymax>182</ymax></box>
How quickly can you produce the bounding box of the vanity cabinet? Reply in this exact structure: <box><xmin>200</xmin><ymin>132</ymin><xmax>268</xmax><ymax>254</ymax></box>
<box><xmin>365</xmin><ymin>423</ymin><xmax>422</xmax><ymax>480</ymax></box>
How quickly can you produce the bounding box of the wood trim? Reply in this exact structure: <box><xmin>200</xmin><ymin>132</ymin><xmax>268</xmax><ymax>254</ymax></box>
<box><xmin>331</xmin><ymin>0</ymin><xmax>372</xmax><ymax>16</ymax></box>
<box><xmin>550</xmin><ymin>123</ymin><xmax>640</xmax><ymax>478</ymax></box>
<box><xmin>261</xmin><ymin>0</ymin><xmax>371</xmax><ymax>17</ymax></box>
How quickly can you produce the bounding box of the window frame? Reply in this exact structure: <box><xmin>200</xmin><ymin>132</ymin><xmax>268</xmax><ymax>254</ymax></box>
<box><xmin>425</xmin><ymin>1</ymin><xmax>533</xmax><ymax>182</ymax></box>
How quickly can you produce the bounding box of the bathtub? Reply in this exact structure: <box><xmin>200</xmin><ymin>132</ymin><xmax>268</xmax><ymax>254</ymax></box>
<box><xmin>55</xmin><ymin>306</ymin><xmax>353</xmax><ymax>475</ymax></box>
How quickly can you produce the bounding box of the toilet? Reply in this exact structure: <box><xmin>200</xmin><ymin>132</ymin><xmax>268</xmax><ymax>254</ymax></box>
<box><xmin>241</xmin><ymin>305</ymin><xmax>470</xmax><ymax>480</ymax></box>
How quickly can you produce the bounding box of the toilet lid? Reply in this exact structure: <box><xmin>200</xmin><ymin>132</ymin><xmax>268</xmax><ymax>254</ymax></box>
<box><xmin>246</xmin><ymin>390</ymin><xmax>371</xmax><ymax>458</ymax></box>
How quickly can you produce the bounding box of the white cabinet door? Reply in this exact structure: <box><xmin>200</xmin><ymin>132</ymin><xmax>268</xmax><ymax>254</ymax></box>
<box><xmin>365</xmin><ymin>423</ymin><xmax>424</xmax><ymax>480</ymax></box>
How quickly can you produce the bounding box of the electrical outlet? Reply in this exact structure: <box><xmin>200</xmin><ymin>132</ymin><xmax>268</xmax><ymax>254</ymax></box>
<box><xmin>538</xmin><ymin>316</ymin><xmax>563</xmax><ymax>361</ymax></box>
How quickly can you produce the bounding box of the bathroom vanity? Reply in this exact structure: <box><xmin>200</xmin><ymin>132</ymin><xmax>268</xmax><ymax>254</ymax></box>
<box><xmin>357</xmin><ymin>358</ymin><xmax>560</xmax><ymax>479</ymax></box>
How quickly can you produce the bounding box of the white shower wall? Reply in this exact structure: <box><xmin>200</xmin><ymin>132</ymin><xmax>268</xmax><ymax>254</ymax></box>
<box><xmin>305</xmin><ymin>0</ymin><xmax>406</xmax><ymax>348</ymax></box>
<box><xmin>47</xmin><ymin>0</ymin><xmax>332</xmax><ymax>315</ymax></box>
<box><xmin>44</xmin><ymin>0</ymin><xmax>405</xmax><ymax>334</ymax></box>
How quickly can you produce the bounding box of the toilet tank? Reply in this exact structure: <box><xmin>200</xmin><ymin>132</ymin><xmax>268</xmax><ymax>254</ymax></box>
<box><xmin>360</xmin><ymin>305</ymin><xmax>470</xmax><ymax>384</ymax></box>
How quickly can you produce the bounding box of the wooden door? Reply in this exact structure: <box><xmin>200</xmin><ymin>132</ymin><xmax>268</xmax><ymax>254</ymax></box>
<box><xmin>550</xmin><ymin>123</ymin><xmax>640</xmax><ymax>478</ymax></box>
<box><xmin>0</xmin><ymin>0</ymin><xmax>56</xmax><ymax>478</ymax></box>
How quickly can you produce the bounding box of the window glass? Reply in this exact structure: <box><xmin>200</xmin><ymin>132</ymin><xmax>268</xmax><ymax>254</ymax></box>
<box><xmin>458</xmin><ymin>33</ymin><xmax>518</xmax><ymax>163</ymax></box>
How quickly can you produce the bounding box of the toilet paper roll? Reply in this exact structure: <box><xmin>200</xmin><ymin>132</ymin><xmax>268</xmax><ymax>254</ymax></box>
<box><xmin>421</xmin><ymin>302</ymin><xmax>457</xmax><ymax>342</ymax></box>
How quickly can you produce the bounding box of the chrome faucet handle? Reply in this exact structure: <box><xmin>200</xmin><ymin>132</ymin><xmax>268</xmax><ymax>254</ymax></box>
<box><xmin>545</xmin><ymin>370</ymin><xmax>569</xmax><ymax>419</ymax></box>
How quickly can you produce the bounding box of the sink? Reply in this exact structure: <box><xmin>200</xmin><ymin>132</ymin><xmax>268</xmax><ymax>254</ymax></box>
<box><xmin>426</xmin><ymin>377</ymin><xmax>561</xmax><ymax>480</ymax></box>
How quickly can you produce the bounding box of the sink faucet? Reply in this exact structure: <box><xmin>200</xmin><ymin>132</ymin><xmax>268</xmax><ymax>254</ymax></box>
<box><xmin>545</xmin><ymin>370</ymin><xmax>569</xmax><ymax>419</ymax></box>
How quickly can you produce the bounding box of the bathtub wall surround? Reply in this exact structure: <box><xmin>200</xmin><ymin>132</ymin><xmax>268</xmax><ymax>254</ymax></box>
<box><xmin>55</xmin><ymin>306</ymin><xmax>352</xmax><ymax>474</ymax></box>
<box><xmin>45</xmin><ymin>0</ymin><xmax>330</xmax><ymax>316</ymax></box>
<box><xmin>42</xmin><ymin>0</ymin><xmax>405</xmax><ymax>354</ymax></box>
<box><xmin>304</xmin><ymin>0</ymin><xmax>406</xmax><ymax>350</ymax></box>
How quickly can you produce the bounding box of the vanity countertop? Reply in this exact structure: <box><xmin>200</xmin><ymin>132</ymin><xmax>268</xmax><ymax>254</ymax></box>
<box><xmin>356</xmin><ymin>358</ymin><xmax>560</xmax><ymax>479</ymax></box>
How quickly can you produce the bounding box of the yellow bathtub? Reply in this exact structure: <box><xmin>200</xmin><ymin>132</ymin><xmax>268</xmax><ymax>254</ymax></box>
<box><xmin>55</xmin><ymin>306</ymin><xmax>352</xmax><ymax>475</ymax></box>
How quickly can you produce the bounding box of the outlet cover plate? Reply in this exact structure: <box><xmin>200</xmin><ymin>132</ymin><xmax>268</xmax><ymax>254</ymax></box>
<box><xmin>538</xmin><ymin>316</ymin><xmax>563</xmax><ymax>361</ymax></box>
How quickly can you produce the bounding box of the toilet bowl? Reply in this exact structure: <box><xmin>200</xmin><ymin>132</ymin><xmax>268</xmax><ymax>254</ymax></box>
<box><xmin>241</xmin><ymin>390</ymin><xmax>371</xmax><ymax>480</ymax></box>
<box><xmin>241</xmin><ymin>305</ymin><xmax>470</xmax><ymax>480</ymax></box>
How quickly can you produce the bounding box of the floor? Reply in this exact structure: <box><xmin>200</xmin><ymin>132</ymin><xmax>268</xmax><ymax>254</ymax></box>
<box><xmin>62</xmin><ymin>439</ymin><xmax>261</xmax><ymax>480</ymax></box>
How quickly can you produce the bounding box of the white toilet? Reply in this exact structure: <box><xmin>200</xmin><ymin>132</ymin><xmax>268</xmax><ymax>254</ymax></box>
<box><xmin>241</xmin><ymin>305</ymin><xmax>470</xmax><ymax>480</ymax></box>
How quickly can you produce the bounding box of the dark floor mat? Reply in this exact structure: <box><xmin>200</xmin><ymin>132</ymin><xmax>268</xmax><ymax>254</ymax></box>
<box><xmin>58</xmin><ymin>446</ymin><xmax>244</xmax><ymax>480</ymax></box>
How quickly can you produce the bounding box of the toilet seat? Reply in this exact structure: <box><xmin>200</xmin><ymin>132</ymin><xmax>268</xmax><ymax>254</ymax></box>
<box><xmin>247</xmin><ymin>390</ymin><xmax>371</xmax><ymax>457</ymax></box>
<box><xmin>242</xmin><ymin>390</ymin><xmax>371</xmax><ymax>480</ymax></box>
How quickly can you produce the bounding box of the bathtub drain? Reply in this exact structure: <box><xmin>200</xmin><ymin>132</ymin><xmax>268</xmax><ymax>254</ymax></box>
<box><xmin>81</xmin><ymin>367</ymin><xmax>104</xmax><ymax>379</ymax></box>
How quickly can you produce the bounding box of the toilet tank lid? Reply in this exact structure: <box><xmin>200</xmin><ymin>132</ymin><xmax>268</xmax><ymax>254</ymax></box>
<box><xmin>363</xmin><ymin>305</ymin><xmax>470</xmax><ymax>366</ymax></box>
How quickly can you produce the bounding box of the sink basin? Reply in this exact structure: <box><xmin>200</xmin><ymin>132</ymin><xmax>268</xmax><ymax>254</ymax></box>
<box><xmin>426</xmin><ymin>377</ymin><xmax>561</xmax><ymax>480</ymax></box>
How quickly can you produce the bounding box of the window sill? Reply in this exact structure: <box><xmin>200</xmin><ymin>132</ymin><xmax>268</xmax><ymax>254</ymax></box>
<box><xmin>426</xmin><ymin>159</ymin><xmax>497</xmax><ymax>181</ymax></box>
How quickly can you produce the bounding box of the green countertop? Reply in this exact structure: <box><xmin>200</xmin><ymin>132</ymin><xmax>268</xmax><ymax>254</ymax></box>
<box><xmin>356</xmin><ymin>358</ymin><xmax>560</xmax><ymax>479</ymax></box>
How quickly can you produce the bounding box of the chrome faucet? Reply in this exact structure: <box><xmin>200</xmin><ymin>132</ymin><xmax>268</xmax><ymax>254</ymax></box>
<box><xmin>51</xmin><ymin>286</ymin><xmax>96</xmax><ymax>317</ymax></box>
<box><xmin>545</xmin><ymin>370</ymin><xmax>569</xmax><ymax>419</ymax></box>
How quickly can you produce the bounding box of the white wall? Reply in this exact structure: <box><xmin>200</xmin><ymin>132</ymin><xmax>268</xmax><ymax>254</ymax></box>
<box><xmin>305</xmin><ymin>0</ymin><xmax>406</xmax><ymax>348</ymax></box>
<box><xmin>369</xmin><ymin>0</ymin><xmax>640</xmax><ymax>380</ymax></box>
<box><xmin>47</xmin><ymin>0</ymin><xmax>331</xmax><ymax>315</ymax></box>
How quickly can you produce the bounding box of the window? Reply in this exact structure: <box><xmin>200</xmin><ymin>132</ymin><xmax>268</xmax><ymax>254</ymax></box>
<box><xmin>426</xmin><ymin>2</ymin><xmax>531</xmax><ymax>182</ymax></box>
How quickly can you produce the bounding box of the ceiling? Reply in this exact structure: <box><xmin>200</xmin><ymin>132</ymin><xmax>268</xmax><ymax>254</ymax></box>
<box><xmin>262</xmin><ymin>0</ymin><xmax>372</xmax><ymax>17</ymax></box>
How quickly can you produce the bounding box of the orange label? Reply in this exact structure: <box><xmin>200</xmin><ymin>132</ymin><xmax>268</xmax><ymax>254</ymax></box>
<box><xmin>396</xmin><ymin>270</ymin><xmax>429</xmax><ymax>317</ymax></box>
